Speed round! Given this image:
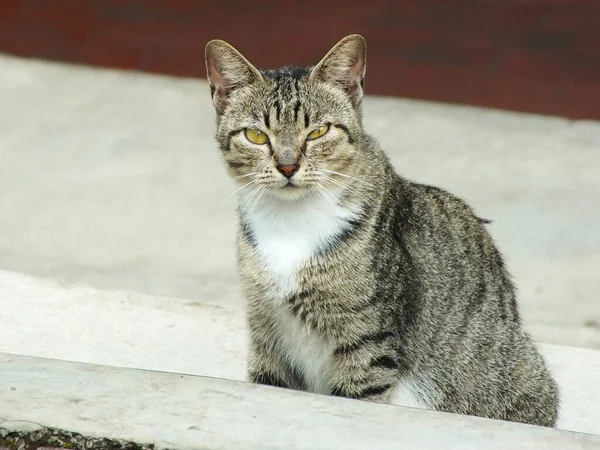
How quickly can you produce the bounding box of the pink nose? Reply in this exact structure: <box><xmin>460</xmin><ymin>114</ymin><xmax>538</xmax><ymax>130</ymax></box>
<box><xmin>276</xmin><ymin>163</ymin><xmax>299</xmax><ymax>178</ymax></box>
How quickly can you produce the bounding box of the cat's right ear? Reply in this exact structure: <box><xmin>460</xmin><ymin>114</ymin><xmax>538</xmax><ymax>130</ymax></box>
<box><xmin>205</xmin><ymin>40</ymin><xmax>262</xmax><ymax>114</ymax></box>
<box><xmin>309</xmin><ymin>34</ymin><xmax>367</xmax><ymax>107</ymax></box>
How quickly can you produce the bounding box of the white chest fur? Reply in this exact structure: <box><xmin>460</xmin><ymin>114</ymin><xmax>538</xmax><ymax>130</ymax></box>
<box><xmin>242</xmin><ymin>190</ymin><xmax>358</xmax><ymax>393</ymax></box>
<box><xmin>274</xmin><ymin>307</ymin><xmax>333</xmax><ymax>394</ymax></box>
<box><xmin>241</xmin><ymin>190</ymin><xmax>431</xmax><ymax>405</ymax></box>
<box><xmin>244</xmin><ymin>190</ymin><xmax>359</xmax><ymax>300</ymax></box>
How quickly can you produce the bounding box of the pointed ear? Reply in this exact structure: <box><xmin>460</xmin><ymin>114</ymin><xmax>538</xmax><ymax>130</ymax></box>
<box><xmin>205</xmin><ymin>39</ymin><xmax>262</xmax><ymax>114</ymax></box>
<box><xmin>309</xmin><ymin>34</ymin><xmax>367</xmax><ymax>107</ymax></box>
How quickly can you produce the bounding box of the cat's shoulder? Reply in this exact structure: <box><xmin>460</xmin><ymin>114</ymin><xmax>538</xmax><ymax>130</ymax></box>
<box><xmin>398</xmin><ymin>179</ymin><xmax>491</xmax><ymax>226</ymax></box>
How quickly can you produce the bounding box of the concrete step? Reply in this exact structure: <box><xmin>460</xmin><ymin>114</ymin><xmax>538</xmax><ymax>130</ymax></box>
<box><xmin>0</xmin><ymin>269</ymin><xmax>598</xmax><ymax>436</ymax></box>
<box><xmin>2</xmin><ymin>353</ymin><xmax>600</xmax><ymax>450</ymax></box>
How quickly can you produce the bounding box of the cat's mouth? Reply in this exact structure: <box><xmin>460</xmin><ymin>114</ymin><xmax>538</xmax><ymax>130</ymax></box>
<box><xmin>279</xmin><ymin>178</ymin><xmax>301</xmax><ymax>189</ymax></box>
<box><xmin>269</xmin><ymin>179</ymin><xmax>312</xmax><ymax>200</ymax></box>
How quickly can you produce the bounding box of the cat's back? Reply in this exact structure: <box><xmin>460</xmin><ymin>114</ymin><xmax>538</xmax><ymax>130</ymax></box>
<box><xmin>377</xmin><ymin>175</ymin><xmax>522</xmax><ymax>351</ymax></box>
<box><xmin>388</xmin><ymin>178</ymin><xmax>500</xmax><ymax>275</ymax></box>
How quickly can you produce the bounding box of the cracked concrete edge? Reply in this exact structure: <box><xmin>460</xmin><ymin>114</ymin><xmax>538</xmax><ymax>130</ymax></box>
<box><xmin>0</xmin><ymin>424</ymin><xmax>156</xmax><ymax>450</ymax></box>
<box><xmin>2</xmin><ymin>353</ymin><xmax>600</xmax><ymax>450</ymax></box>
<box><xmin>0</xmin><ymin>420</ymin><xmax>43</xmax><ymax>433</ymax></box>
<box><xmin>0</xmin><ymin>419</ymin><xmax>163</xmax><ymax>450</ymax></box>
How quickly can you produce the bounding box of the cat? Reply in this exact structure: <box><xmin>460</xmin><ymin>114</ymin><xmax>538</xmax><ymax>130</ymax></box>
<box><xmin>205</xmin><ymin>34</ymin><xmax>559</xmax><ymax>427</ymax></box>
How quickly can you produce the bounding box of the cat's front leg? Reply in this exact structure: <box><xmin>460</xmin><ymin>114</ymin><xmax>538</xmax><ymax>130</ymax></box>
<box><xmin>248</xmin><ymin>348</ymin><xmax>292</xmax><ymax>389</ymax></box>
<box><xmin>329</xmin><ymin>331</ymin><xmax>400</xmax><ymax>402</ymax></box>
<box><xmin>247</xmin><ymin>322</ymin><xmax>302</xmax><ymax>390</ymax></box>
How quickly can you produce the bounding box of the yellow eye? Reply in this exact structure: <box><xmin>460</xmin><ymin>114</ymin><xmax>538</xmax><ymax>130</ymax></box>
<box><xmin>307</xmin><ymin>125</ymin><xmax>330</xmax><ymax>141</ymax></box>
<box><xmin>245</xmin><ymin>128</ymin><xmax>269</xmax><ymax>145</ymax></box>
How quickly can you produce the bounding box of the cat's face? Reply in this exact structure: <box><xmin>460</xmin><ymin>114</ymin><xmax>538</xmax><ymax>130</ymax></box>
<box><xmin>205</xmin><ymin>35</ymin><xmax>367</xmax><ymax>201</ymax></box>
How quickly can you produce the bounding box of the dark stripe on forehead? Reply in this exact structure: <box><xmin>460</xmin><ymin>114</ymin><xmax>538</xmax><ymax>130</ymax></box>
<box><xmin>304</xmin><ymin>111</ymin><xmax>310</xmax><ymax>128</ymax></box>
<box><xmin>260</xmin><ymin>67</ymin><xmax>312</xmax><ymax>125</ymax></box>
<box><xmin>275</xmin><ymin>99</ymin><xmax>281</xmax><ymax>121</ymax></box>
<box><xmin>290</xmin><ymin>67</ymin><xmax>310</xmax><ymax>79</ymax></box>
<box><xmin>262</xmin><ymin>66</ymin><xmax>310</xmax><ymax>81</ymax></box>
<box><xmin>294</xmin><ymin>100</ymin><xmax>301</xmax><ymax>123</ymax></box>
<box><xmin>263</xmin><ymin>111</ymin><xmax>270</xmax><ymax>128</ymax></box>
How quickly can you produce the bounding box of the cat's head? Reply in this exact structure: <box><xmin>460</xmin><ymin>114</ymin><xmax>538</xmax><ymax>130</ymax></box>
<box><xmin>205</xmin><ymin>35</ymin><xmax>367</xmax><ymax>200</ymax></box>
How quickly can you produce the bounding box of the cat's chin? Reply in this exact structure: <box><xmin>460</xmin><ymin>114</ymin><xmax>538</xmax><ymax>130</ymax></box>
<box><xmin>268</xmin><ymin>184</ymin><xmax>312</xmax><ymax>201</ymax></box>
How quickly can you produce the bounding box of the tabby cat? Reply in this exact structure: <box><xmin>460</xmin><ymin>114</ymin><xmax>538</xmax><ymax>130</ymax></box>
<box><xmin>205</xmin><ymin>34</ymin><xmax>559</xmax><ymax>427</ymax></box>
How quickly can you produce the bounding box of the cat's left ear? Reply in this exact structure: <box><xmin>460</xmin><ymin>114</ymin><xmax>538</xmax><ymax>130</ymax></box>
<box><xmin>205</xmin><ymin>39</ymin><xmax>262</xmax><ymax>114</ymax></box>
<box><xmin>309</xmin><ymin>34</ymin><xmax>367</xmax><ymax>107</ymax></box>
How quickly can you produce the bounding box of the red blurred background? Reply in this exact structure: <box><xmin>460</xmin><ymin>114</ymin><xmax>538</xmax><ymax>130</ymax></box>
<box><xmin>1</xmin><ymin>0</ymin><xmax>599</xmax><ymax>119</ymax></box>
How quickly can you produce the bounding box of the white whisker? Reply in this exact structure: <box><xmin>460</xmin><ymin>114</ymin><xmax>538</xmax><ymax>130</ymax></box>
<box><xmin>226</xmin><ymin>179</ymin><xmax>257</xmax><ymax>200</ymax></box>
<box><xmin>320</xmin><ymin>174</ymin><xmax>369</xmax><ymax>203</ymax></box>
<box><xmin>321</xmin><ymin>169</ymin><xmax>365</xmax><ymax>184</ymax></box>
<box><xmin>310</xmin><ymin>185</ymin><xmax>330</xmax><ymax>204</ymax></box>
<box><xmin>233</xmin><ymin>172</ymin><xmax>259</xmax><ymax>180</ymax></box>
<box><xmin>240</xmin><ymin>184</ymin><xmax>265</xmax><ymax>215</ymax></box>
<box><xmin>238</xmin><ymin>184</ymin><xmax>263</xmax><ymax>212</ymax></box>
<box><xmin>315</xmin><ymin>183</ymin><xmax>338</xmax><ymax>205</ymax></box>
<box><xmin>248</xmin><ymin>185</ymin><xmax>268</xmax><ymax>216</ymax></box>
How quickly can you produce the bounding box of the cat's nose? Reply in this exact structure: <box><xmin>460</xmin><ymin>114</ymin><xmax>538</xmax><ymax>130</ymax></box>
<box><xmin>276</xmin><ymin>163</ymin><xmax>300</xmax><ymax>178</ymax></box>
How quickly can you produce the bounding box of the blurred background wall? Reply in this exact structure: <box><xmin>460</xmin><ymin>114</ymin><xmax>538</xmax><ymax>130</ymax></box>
<box><xmin>1</xmin><ymin>0</ymin><xmax>599</xmax><ymax>119</ymax></box>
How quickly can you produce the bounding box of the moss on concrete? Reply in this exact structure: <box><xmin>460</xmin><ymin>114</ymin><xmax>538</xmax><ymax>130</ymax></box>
<box><xmin>0</xmin><ymin>427</ymin><xmax>156</xmax><ymax>450</ymax></box>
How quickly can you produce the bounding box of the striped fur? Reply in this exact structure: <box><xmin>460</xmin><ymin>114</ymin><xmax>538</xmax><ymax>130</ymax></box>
<box><xmin>205</xmin><ymin>35</ymin><xmax>559</xmax><ymax>427</ymax></box>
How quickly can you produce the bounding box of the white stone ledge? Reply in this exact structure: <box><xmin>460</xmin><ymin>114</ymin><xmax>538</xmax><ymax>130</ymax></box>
<box><xmin>2</xmin><ymin>353</ymin><xmax>600</xmax><ymax>450</ymax></box>
<box><xmin>1</xmin><ymin>269</ymin><xmax>599</xmax><ymax>436</ymax></box>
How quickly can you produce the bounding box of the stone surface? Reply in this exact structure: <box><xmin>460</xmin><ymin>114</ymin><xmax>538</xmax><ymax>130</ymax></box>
<box><xmin>0</xmin><ymin>270</ymin><xmax>599</xmax><ymax>436</ymax></box>
<box><xmin>2</xmin><ymin>353</ymin><xmax>600</xmax><ymax>450</ymax></box>
<box><xmin>0</xmin><ymin>51</ymin><xmax>599</xmax><ymax>442</ymax></box>
<box><xmin>0</xmin><ymin>55</ymin><xmax>598</xmax><ymax>349</ymax></box>
<box><xmin>0</xmin><ymin>270</ymin><xmax>247</xmax><ymax>382</ymax></box>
